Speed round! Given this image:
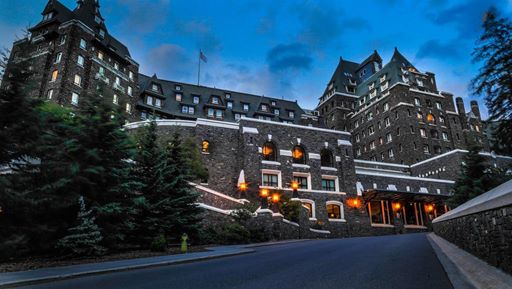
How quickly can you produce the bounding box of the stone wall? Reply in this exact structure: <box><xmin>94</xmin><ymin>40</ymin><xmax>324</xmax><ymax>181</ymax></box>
<box><xmin>433</xmin><ymin>180</ymin><xmax>512</xmax><ymax>275</ymax></box>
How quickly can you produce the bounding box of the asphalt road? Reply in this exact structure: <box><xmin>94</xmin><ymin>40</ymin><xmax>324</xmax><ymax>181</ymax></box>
<box><xmin>20</xmin><ymin>233</ymin><xmax>453</xmax><ymax>289</ymax></box>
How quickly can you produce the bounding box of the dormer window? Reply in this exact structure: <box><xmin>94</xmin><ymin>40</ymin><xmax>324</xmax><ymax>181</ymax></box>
<box><xmin>225</xmin><ymin>93</ymin><xmax>231</xmax><ymax>99</ymax></box>
<box><xmin>271</xmin><ymin>101</ymin><xmax>276</xmax><ymax>106</ymax></box>
<box><xmin>43</xmin><ymin>12</ymin><xmax>54</xmax><ymax>21</ymax></box>
<box><xmin>95</xmin><ymin>16</ymin><xmax>102</xmax><ymax>24</ymax></box>
<box><xmin>211</xmin><ymin>96</ymin><xmax>219</xmax><ymax>104</ymax></box>
<box><xmin>243</xmin><ymin>103</ymin><xmax>249</xmax><ymax>111</ymax></box>
<box><xmin>175</xmin><ymin>85</ymin><xmax>182</xmax><ymax>91</ymax></box>
<box><xmin>261</xmin><ymin>104</ymin><xmax>268</xmax><ymax>112</ymax></box>
<box><xmin>417</xmin><ymin>79</ymin><xmax>424</xmax><ymax>86</ymax></box>
<box><xmin>193</xmin><ymin>95</ymin><xmax>200</xmax><ymax>104</ymax></box>
<box><xmin>152</xmin><ymin>84</ymin><xmax>158</xmax><ymax>92</ymax></box>
<box><xmin>274</xmin><ymin>109</ymin><xmax>280</xmax><ymax>115</ymax></box>
<box><xmin>227</xmin><ymin>101</ymin><xmax>233</xmax><ymax>109</ymax></box>
<box><xmin>176</xmin><ymin>93</ymin><xmax>182</xmax><ymax>102</ymax></box>
<box><xmin>99</xmin><ymin>29</ymin><xmax>105</xmax><ymax>39</ymax></box>
<box><xmin>288</xmin><ymin>111</ymin><xmax>295</xmax><ymax>118</ymax></box>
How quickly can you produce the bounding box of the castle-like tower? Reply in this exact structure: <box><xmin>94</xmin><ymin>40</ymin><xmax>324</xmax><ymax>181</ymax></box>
<box><xmin>6</xmin><ymin>0</ymin><xmax>139</xmax><ymax>119</ymax></box>
<box><xmin>316</xmin><ymin>48</ymin><xmax>488</xmax><ymax>165</ymax></box>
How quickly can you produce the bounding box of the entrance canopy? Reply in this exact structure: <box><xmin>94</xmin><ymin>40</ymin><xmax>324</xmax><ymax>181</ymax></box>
<box><xmin>363</xmin><ymin>189</ymin><xmax>449</xmax><ymax>205</ymax></box>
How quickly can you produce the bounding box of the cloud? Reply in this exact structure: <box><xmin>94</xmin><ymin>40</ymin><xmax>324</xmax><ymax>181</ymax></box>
<box><xmin>175</xmin><ymin>20</ymin><xmax>222</xmax><ymax>53</ymax></box>
<box><xmin>416</xmin><ymin>39</ymin><xmax>463</xmax><ymax>60</ymax></box>
<box><xmin>141</xmin><ymin>44</ymin><xmax>194</xmax><ymax>80</ymax></box>
<box><xmin>266</xmin><ymin>43</ymin><xmax>313</xmax><ymax>73</ymax></box>
<box><xmin>115</xmin><ymin>0</ymin><xmax>171</xmax><ymax>33</ymax></box>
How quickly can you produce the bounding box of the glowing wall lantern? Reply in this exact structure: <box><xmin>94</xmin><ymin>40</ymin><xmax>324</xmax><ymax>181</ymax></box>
<box><xmin>262</xmin><ymin>145</ymin><xmax>273</xmax><ymax>157</ymax></box>
<box><xmin>392</xmin><ymin>202</ymin><xmax>401</xmax><ymax>211</ymax></box>
<box><xmin>239</xmin><ymin>182</ymin><xmax>248</xmax><ymax>192</ymax></box>
<box><xmin>271</xmin><ymin>193</ymin><xmax>281</xmax><ymax>203</ymax></box>
<box><xmin>425</xmin><ymin>204</ymin><xmax>434</xmax><ymax>213</ymax></box>
<box><xmin>201</xmin><ymin>140</ymin><xmax>210</xmax><ymax>153</ymax></box>
<box><xmin>291</xmin><ymin>181</ymin><xmax>299</xmax><ymax>190</ymax></box>
<box><xmin>347</xmin><ymin>197</ymin><xmax>361</xmax><ymax>209</ymax></box>
<box><xmin>259</xmin><ymin>189</ymin><xmax>269</xmax><ymax>198</ymax></box>
<box><xmin>292</xmin><ymin>147</ymin><xmax>304</xmax><ymax>160</ymax></box>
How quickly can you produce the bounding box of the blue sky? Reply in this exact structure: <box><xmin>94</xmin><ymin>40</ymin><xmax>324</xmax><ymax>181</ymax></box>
<box><xmin>1</xmin><ymin>0</ymin><xmax>512</xmax><ymax>117</ymax></box>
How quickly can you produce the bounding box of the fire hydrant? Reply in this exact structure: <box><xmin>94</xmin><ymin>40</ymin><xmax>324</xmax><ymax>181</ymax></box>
<box><xmin>181</xmin><ymin>233</ymin><xmax>188</xmax><ymax>253</ymax></box>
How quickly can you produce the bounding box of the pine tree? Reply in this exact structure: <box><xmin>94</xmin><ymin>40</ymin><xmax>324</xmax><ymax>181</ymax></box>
<box><xmin>181</xmin><ymin>137</ymin><xmax>209</xmax><ymax>183</ymax></box>
<box><xmin>472</xmin><ymin>9</ymin><xmax>512</xmax><ymax>155</ymax></box>
<box><xmin>57</xmin><ymin>196</ymin><xmax>106</xmax><ymax>256</ymax></box>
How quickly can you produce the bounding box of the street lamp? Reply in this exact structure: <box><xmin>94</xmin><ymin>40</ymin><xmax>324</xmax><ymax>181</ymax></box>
<box><xmin>259</xmin><ymin>188</ymin><xmax>269</xmax><ymax>209</ymax></box>
<box><xmin>271</xmin><ymin>193</ymin><xmax>280</xmax><ymax>213</ymax></box>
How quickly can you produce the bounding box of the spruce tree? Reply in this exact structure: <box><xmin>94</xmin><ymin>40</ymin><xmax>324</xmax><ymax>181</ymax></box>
<box><xmin>181</xmin><ymin>137</ymin><xmax>209</xmax><ymax>183</ymax></box>
<box><xmin>472</xmin><ymin>9</ymin><xmax>512</xmax><ymax>155</ymax></box>
<box><xmin>57</xmin><ymin>196</ymin><xmax>106</xmax><ymax>256</ymax></box>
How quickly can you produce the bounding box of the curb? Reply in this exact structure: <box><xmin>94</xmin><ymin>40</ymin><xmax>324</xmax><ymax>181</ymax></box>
<box><xmin>427</xmin><ymin>233</ymin><xmax>512</xmax><ymax>289</ymax></box>
<box><xmin>0</xmin><ymin>248</ymin><xmax>254</xmax><ymax>289</ymax></box>
<box><xmin>243</xmin><ymin>238</ymin><xmax>312</xmax><ymax>248</ymax></box>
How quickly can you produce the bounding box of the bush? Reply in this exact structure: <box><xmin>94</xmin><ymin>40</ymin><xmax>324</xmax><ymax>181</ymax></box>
<box><xmin>150</xmin><ymin>234</ymin><xmax>167</xmax><ymax>252</ymax></box>
<box><xmin>281</xmin><ymin>200</ymin><xmax>301</xmax><ymax>223</ymax></box>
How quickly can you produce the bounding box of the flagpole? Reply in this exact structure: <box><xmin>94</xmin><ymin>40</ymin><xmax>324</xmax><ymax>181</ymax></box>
<box><xmin>197</xmin><ymin>51</ymin><xmax>201</xmax><ymax>86</ymax></box>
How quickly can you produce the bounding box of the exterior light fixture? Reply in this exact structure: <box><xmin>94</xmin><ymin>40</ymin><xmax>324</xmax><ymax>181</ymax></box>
<box><xmin>259</xmin><ymin>188</ymin><xmax>269</xmax><ymax>198</ymax></box>
<box><xmin>271</xmin><ymin>193</ymin><xmax>280</xmax><ymax>203</ymax></box>
<box><xmin>259</xmin><ymin>189</ymin><xmax>269</xmax><ymax>209</ymax></box>
<box><xmin>291</xmin><ymin>181</ymin><xmax>299</xmax><ymax>199</ymax></box>
<box><xmin>239</xmin><ymin>182</ymin><xmax>248</xmax><ymax>191</ymax></box>
<box><xmin>291</xmin><ymin>181</ymin><xmax>299</xmax><ymax>190</ymax></box>
<box><xmin>347</xmin><ymin>197</ymin><xmax>361</xmax><ymax>208</ymax></box>
<box><xmin>425</xmin><ymin>204</ymin><xmax>434</xmax><ymax>213</ymax></box>
<box><xmin>392</xmin><ymin>202</ymin><xmax>401</xmax><ymax>211</ymax></box>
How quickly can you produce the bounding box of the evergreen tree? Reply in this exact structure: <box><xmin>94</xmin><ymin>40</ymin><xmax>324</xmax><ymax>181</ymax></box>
<box><xmin>181</xmin><ymin>137</ymin><xmax>209</xmax><ymax>183</ymax></box>
<box><xmin>57</xmin><ymin>196</ymin><xmax>106</xmax><ymax>256</ymax></box>
<box><xmin>472</xmin><ymin>9</ymin><xmax>512</xmax><ymax>155</ymax></box>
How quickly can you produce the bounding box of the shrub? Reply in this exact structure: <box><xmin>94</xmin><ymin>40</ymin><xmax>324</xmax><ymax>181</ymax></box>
<box><xmin>150</xmin><ymin>234</ymin><xmax>167</xmax><ymax>252</ymax></box>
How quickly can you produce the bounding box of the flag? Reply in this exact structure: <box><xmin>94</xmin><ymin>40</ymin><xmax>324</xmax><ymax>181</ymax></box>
<box><xmin>200</xmin><ymin>51</ymin><xmax>208</xmax><ymax>63</ymax></box>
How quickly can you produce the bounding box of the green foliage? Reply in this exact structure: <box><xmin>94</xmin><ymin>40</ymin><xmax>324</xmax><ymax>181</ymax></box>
<box><xmin>471</xmin><ymin>9</ymin><xmax>512</xmax><ymax>155</ymax></box>
<box><xmin>279</xmin><ymin>196</ymin><xmax>301</xmax><ymax>223</ymax></box>
<box><xmin>150</xmin><ymin>234</ymin><xmax>167</xmax><ymax>252</ymax></box>
<box><xmin>449</xmin><ymin>143</ymin><xmax>512</xmax><ymax>207</ymax></box>
<box><xmin>57</xmin><ymin>196</ymin><xmax>106</xmax><ymax>256</ymax></box>
<box><xmin>181</xmin><ymin>137</ymin><xmax>209</xmax><ymax>182</ymax></box>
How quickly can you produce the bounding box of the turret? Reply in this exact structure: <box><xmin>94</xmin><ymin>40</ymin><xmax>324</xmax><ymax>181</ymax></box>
<box><xmin>455</xmin><ymin>97</ymin><xmax>466</xmax><ymax>116</ymax></box>
<box><xmin>470</xmin><ymin>100</ymin><xmax>481</xmax><ymax>120</ymax></box>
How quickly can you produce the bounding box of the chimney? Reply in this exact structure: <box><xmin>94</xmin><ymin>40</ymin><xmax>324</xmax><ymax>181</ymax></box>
<box><xmin>470</xmin><ymin>100</ymin><xmax>481</xmax><ymax>120</ymax></box>
<box><xmin>455</xmin><ymin>97</ymin><xmax>465</xmax><ymax>116</ymax></box>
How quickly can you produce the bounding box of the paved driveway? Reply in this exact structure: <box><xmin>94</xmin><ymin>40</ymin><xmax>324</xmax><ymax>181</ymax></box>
<box><xmin>20</xmin><ymin>233</ymin><xmax>453</xmax><ymax>289</ymax></box>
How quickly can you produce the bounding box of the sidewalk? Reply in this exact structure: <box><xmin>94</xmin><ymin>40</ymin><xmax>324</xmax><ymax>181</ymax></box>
<box><xmin>0</xmin><ymin>239</ymin><xmax>310</xmax><ymax>288</ymax></box>
<box><xmin>0</xmin><ymin>245</ymin><xmax>253</xmax><ymax>288</ymax></box>
<box><xmin>427</xmin><ymin>233</ymin><xmax>512</xmax><ymax>289</ymax></box>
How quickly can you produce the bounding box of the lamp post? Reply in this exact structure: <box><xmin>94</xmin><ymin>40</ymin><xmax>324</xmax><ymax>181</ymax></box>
<box><xmin>271</xmin><ymin>193</ymin><xmax>280</xmax><ymax>213</ymax></box>
<box><xmin>259</xmin><ymin>189</ymin><xmax>269</xmax><ymax>209</ymax></box>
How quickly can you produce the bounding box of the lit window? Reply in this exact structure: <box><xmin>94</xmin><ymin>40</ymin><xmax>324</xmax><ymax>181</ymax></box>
<box><xmin>55</xmin><ymin>52</ymin><xmax>62</xmax><ymax>63</ymax></box>
<box><xmin>113</xmin><ymin>94</ymin><xmax>118</xmax><ymax>104</ymax></box>
<box><xmin>77</xmin><ymin>55</ymin><xmax>84</xmax><ymax>66</ymax></box>
<box><xmin>71</xmin><ymin>92</ymin><xmax>79</xmax><ymax>105</ymax></box>
<box><xmin>79</xmin><ymin>38</ymin><xmax>87</xmax><ymax>50</ymax></box>
<box><xmin>51</xmin><ymin>70</ymin><xmax>59</xmax><ymax>82</ymax></box>
<box><xmin>47</xmin><ymin>89</ymin><xmax>54</xmax><ymax>100</ymax></box>
<box><xmin>98</xmin><ymin>51</ymin><xmax>104</xmax><ymax>60</ymax></box>
<box><xmin>155</xmin><ymin>98</ymin><xmax>161</xmax><ymax>108</ymax></box>
<box><xmin>74</xmin><ymin>74</ymin><xmax>82</xmax><ymax>86</ymax></box>
<box><xmin>201</xmin><ymin>140</ymin><xmax>210</xmax><ymax>153</ymax></box>
<box><xmin>126</xmin><ymin>103</ymin><xmax>131</xmax><ymax>113</ymax></box>
<box><xmin>176</xmin><ymin>93</ymin><xmax>182</xmax><ymax>102</ymax></box>
<box><xmin>326</xmin><ymin>203</ymin><xmax>341</xmax><ymax>218</ymax></box>
<box><xmin>291</xmin><ymin>145</ymin><xmax>306</xmax><ymax>164</ymax></box>
<box><xmin>293</xmin><ymin>175</ymin><xmax>308</xmax><ymax>189</ymax></box>
<box><xmin>262</xmin><ymin>142</ymin><xmax>277</xmax><ymax>161</ymax></box>
<box><xmin>417</xmin><ymin>112</ymin><xmax>423</xmax><ymax>120</ymax></box>
<box><xmin>427</xmin><ymin>113</ymin><xmax>435</xmax><ymax>123</ymax></box>
<box><xmin>368</xmin><ymin>200</ymin><xmax>392</xmax><ymax>225</ymax></box>
<box><xmin>302</xmin><ymin>202</ymin><xmax>314</xmax><ymax>218</ymax></box>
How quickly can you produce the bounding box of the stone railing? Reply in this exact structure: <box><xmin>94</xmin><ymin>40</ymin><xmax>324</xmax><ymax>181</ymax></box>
<box><xmin>432</xmin><ymin>179</ymin><xmax>512</xmax><ymax>274</ymax></box>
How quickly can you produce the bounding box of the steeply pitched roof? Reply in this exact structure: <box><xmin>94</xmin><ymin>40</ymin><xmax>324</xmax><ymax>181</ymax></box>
<box><xmin>137</xmin><ymin>74</ymin><xmax>306</xmax><ymax>124</ymax></box>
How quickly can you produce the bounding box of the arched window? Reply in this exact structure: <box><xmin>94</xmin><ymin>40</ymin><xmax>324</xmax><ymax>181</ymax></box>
<box><xmin>301</xmin><ymin>199</ymin><xmax>315</xmax><ymax>219</ymax></box>
<box><xmin>427</xmin><ymin>113</ymin><xmax>435</xmax><ymax>123</ymax></box>
<box><xmin>262</xmin><ymin>141</ymin><xmax>277</xmax><ymax>161</ymax></box>
<box><xmin>201</xmin><ymin>140</ymin><xmax>210</xmax><ymax>153</ymax></box>
<box><xmin>320</xmin><ymin>149</ymin><xmax>334</xmax><ymax>167</ymax></box>
<box><xmin>291</xmin><ymin>145</ymin><xmax>306</xmax><ymax>164</ymax></box>
<box><xmin>326</xmin><ymin>201</ymin><xmax>344</xmax><ymax>220</ymax></box>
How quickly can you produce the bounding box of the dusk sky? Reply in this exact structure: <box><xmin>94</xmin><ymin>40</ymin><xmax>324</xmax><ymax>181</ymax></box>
<box><xmin>2</xmin><ymin>0</ymin><xmax>512</xmax><ymax>117</ymax></box>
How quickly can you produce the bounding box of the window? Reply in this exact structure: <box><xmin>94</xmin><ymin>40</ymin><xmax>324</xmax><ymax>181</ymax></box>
<box><xmin>43</xmin><ymin>12</ymin><xmax>54</xmax><ymax>21</ymax></box>
<box><xmin>193</xmin><ymin>96</ymin><xmax>200</xmax><ymax>104</ymax></box>
<box><xmin>420</xmin><ymin>128</ymin><xmax>426</xmax><ymax>137</ymax></box>
<box><xmin>99</xmin><ymin>29</ymin><xmax>105</xmax><ymax>38</ymax></box>
<box><xmin>368</xmin><ymin>126</ymin><xmax>375</xmax><ymax>135</ymax></box>
<box><xmin>355</xmin><ymin>134</ymin><xmax>360</xmax><ymax>143</ymax></box>
<box><xmin>261</xmin><ymin>104</ymin><xmax>268</xmax><ymax>112</ymax></box>
<box><xmin>322</xmin><ymin>179</ymin><xmax>336</xmax><ymax>192</ymax></box>
<box><xmin>211</xmin><ymin>97</ymin><xmax>219</xmax><ymax>104</ymax></box>
<box><xmin>126</xmin><ymin>103</ymin><xmax>131</xmax><ymax>113</ymax></box>
<box><xmin>385</xmin><ymin>117</ymin><xmax>390</xmax><ymax>127</ymax></box>
<box><xmin>439</xmin><ymin>116</ymin><xmax>445</xmax><ymax>124</ymax></box>
<box><xmin>417</xmin><ymin>79</ymin><xmax>424</xmax><ymax>86</ymax></box>
<box><xmin>386</xmin><ymin>133</ymin><xmax>392</xmax><ymax>143</ymax></box>
<box><xmin>227</xmin><ymin>101</ymin><xmax>233</xmax><ymax>109</ymax></box>
<box><xmin>243</xmin><ymin>104</ymin><xmax>249</xmax><ymax>111</ymax></box>
<box><xmin>320</xmin><ymin>149</ymin><xmax>334</xmax><ymax>167</ymax></box>
<box><xmin>396</xmin><ymin>127</ymin><xmax>401</xmax><ymax>136</ymax></box>
<box><xmin>77</xmin><ymin>55</ymin><xmax>84</xmax><ymax>66</ymax></box>
<box><xmin>262</xmin><ymin>173</ymin><xmax>279</xmax><ymax>187</ymax></box>
<box><xmin>262</xmin><ymin>142</ymin><xmax>277</xmax><ymax>161</ymax></box>
<box><xmin>367</xmin><ymin>112</ymin><xmax>373</xmax><ymax>120</ymax></box>
<box><xmin>292</xmin><ymin>145</ymin><xmax>306</xmax><ymax>164</ymax></box>
<box><xmin>99</xmin><ymin>66</ymin><xmax>105</xmax><ymax>76</ymax></box>
<box><xmin>215</xmin><ymin>110</ymin><xmax>223</xmax><ymax>119</ymax></box>
<box><xmin>274</xmin><ymin>109</ymin><xmax>280</xmax><ymax>115</ymax></box>
<box><xmin>54</xmin><ymin>52</ymin><xmax>62</xmax><ymax>63</ymax></box>
<box><xmin>442</xmin><ymin>132</ymin><xmax>448</xmax><ymax>141</ymax></box>
<box><xmin>207</xmin><ymin>108</ymin><xmax>214</xmax><ymax>117</ymax></box>
<box><xmin>417</xmin><ymin>111</ymin><xmax>423</xmax><ymax>120</ymax></box>
<box><xmin>155</xmin><ymin>98</ymin><xmax>162</xmax><ymax>108</ymax></box>
<box><xmin>326</xmin><ymin>202</ymin><xmax>343</xmax><ymax>220</ymax></box>
<box><xmin>127</xmin><ymin>86</ymin><xmax>133</xmax><ymax>96</ymax></box>
<box><xmin>288</xmin><ymin>111</ymin><xmax>295</xmax><ymax>118</ymax></box>
<box><xmin>98</xmin><ymin>51</ymin><xmax>104</xmax><ymax>60</ymax></box>
<box><xmin>79</xmin><ymin>38</ymin><xmax>87</xmax><ymax>50</ymax></box>
<box><xmin>434</xmin><ymin>146</ymin><xmax>442</xmax><ymax>154</ymax></box>
<box><xmin>141</xmin><ymin>111</ymin><xmax>147</xmax><ymax>120</ymax></box>
<box><xmin>59</xmin><ymin>35</ymin><xmax>66</xmax><ymax>45</ymax></box>
<box><xmin>146</xmin><ymin>96</ymin><xmax>153</xmax><ymax>105</ymax></box>
<box><xmin>71</xmin><ymin>92</ymin><xmax>79</xmax><ymax>106</ymax></box>
<box><xmin>423</xmin><ymin>144</ymin><xmax>430</xmax><ymax>154</ymax></box>
<box><xmin>271</xmin><ymin>101</ymin><xmax>276</xmax><ymax>106</ymax></box>
<box><xmin>427</xmin><ymin>113</ymin><xmax>435</xmax><ymax>123</ymax></box>
<box><xmin>436</xmin><ymin>102</ymin><xmax>442</xmax><ymax>110</ymax></box>
<box><xmin>176</xmin><ymin>93</ymin><xmax>182</xmax><ymax>102</ymax></box>
<box><xmin>414</xmin><ymin>98</ymin><xmax>421</xmax><ymax>106</ymax></box>
<box><xmin>431</xmin><ymin>130</ymin><xmax>439</xmax><ymax>139</ymax></box>
<box><xmin>152</xmin><ymin>84</ymin><xmax>158</xmax><ymax>92</ymax></box>
<box><xmin>95</xmin><ymin>15</ymin><xmax>102</xmax><ymax>24</ymax></box>
<box><xmin>388</xmin><ymin>149</ymin><xmax>394</xmax><ymax>158</ymax></box>
<box><xmin>368</xmin><ymin>200</ymin><xmax>392</xmax><ymax>225</ymax></box>
<box><xmin>46</xmin><ymin>89</ymin><xmax>54</xmax><ymax>100</ymax></box>
<box><xmin>129</xmin><ymin>71</ymin><xmax>134</xmax><ymax>80</ymax></box>
<box><xmin>74</xmin><ymin>74</ymin><xmax>82</xmax><ymax>87</ymax></box>
<box><xmin>225</xmin><ymin>93</ymin><xmax>231</xmax><ymax>99</ymax></box>
<box><xmin>51</xmin><ymin>70</ymin><xmax>59</xmax><ymax>82</ymax></box>
<box><xmin>201</xmin><ymin>140</ymin><xmax>210</xmax><ymax>153</ymax></box>
<box><xmin>301</xmin><ymin>201</ymin><xmax>314</xmax><ymax>218</ymax></box>
<box><xmin>114</xmin><ymin>62</ymin><xmax>119</xmax><ymax>70</ymax></box>
<box><xmin>175</xmin><ymin>85</ymin><xmax>182</xmax><ymax>91</ymax></box>
<box><xmin>370</xmin><ymin>141</ymin><xmax>376</xmax><ymax>150</ymax></box>
<box><xmin>182</xmin><ymin>106</ymin><xmax>195</xmax><ymax>115</ymax></box>
<box><xmin>356</xmin><ymin>148</ymin><xmax>361</xmax><ymax>156</ymax></box>
<box><xmin>115</xmin><ymin>77</ymin><xmax>121</xmax><ymax>85</ymax></box>
<box><xmin>113</xmin><ymin>94</ymin><xmax>118</xmax><ymax>104</ymax></box>
<box><xmin>293</xmin><ymin>175</ymin><xmax>308</xmax><ymax>189</ymax></box>
<box><xmin>383</xmin><ymin>102</ymin><xmax>389</xmax><ymax>111</ymax></box>
<box><xmin>235</xmin><ymin>113</ymin><xmax>242</xmax><ymax>120</ymax></box>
